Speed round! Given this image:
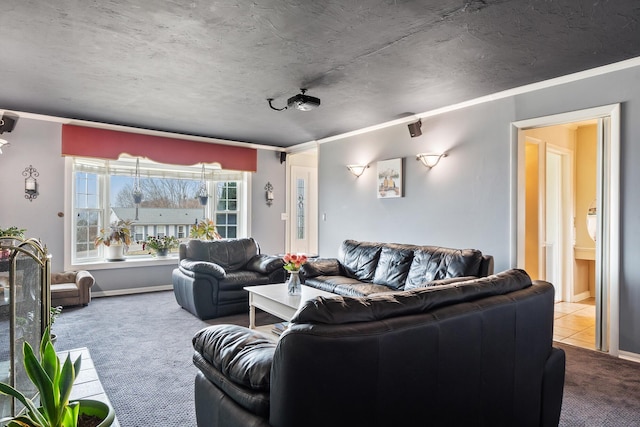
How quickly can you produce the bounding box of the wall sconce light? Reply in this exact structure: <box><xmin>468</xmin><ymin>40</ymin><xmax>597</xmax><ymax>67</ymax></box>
<box><xmin>346</xmin><ymin>164</ymin><xmax>369</xmax><ymax>178</ymax></box>
<box><xmin>265</xmin><ymin>182</ymin><xmax>274</xmax><ymax>206</ymax></box>
<box><xmin>416</xmin><ymin>153</ymin><xmax>447</xmax><ymax>169</ymax></box>
<box><xmin>0</xmin><ymin>138</ymin><xmax>9</xmax><ymax>154</ymax></box>
<box><xmin>23</xmin><ymin>165</ymin><xmax>39</xmax><ymax>202</ymax></box>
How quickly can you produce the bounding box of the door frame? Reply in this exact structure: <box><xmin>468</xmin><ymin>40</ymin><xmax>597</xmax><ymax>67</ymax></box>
<box><xmin>511</xmin><ymin>103</ymin><xmax>620</xmax><ymax>356</ymax></box>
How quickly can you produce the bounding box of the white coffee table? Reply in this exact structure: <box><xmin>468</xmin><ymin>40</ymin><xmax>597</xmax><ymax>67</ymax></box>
<box><xmin>244</xmin><ymin>283</ymin><xmax>335</xmax><ymax>330</ymax></box>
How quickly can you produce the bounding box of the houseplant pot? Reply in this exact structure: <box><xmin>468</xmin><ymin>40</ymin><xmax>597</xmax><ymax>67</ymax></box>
<box><xmin>94</xmin><ymin>220</ymin><xmax>133</xmax><ymax>261</ymax></box>
<box><xmin>142</xmin><ymin>235</ymin><xmax>179</xmax><ymax>257</ymax></box>
<box><xmin>105</xmin><ymin>244</ymin><xmax>125</xmax><ymax>261</ymax></box>
<box><xmin>77</xmin><ymin>399</ymin><xmax>115</xmax><ymax>427</ymax></box>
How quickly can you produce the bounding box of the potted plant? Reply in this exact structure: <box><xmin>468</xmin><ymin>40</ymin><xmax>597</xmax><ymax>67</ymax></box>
<box><xmin>142</xmin><ymin>235</ymin><xmax>179</xmax><ymax>257</ymax></box>
<box><xmin>0</xmin><ymin>226</ymin><xmax>27</xmax><ymax>259</ymax></box>
<box><xmin>93</xmin><ymin>220</ymin><xmax>133</xmax><ymax>261</ymax></box>
<box><xmin>0</xmin><ymin>327</ymin><xmax>115</xmax><ymax>427</ymax></box>
<box><xmin>189</xmin><ymin>219</ymin><xmax>221</xmax><ymax>240</ymax></box>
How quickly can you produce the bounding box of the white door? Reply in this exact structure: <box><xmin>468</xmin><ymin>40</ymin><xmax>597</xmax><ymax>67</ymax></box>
<box><xmin>544</xmin><ymin>146</ymin><xmax>574</xmax><ymax>303</ymax></box>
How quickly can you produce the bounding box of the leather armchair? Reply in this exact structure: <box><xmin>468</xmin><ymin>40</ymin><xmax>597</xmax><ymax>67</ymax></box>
<box><xmin>172</xmin><ymin>238</ymin><xmax>285</xmax><ymax>319</ymax></box>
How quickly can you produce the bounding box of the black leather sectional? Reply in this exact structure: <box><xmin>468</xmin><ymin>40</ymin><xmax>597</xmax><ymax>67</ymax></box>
<box><xmin>192</xmin><ymin>268</ymin><xmax>565</xmax><ymax>427</ymax></box>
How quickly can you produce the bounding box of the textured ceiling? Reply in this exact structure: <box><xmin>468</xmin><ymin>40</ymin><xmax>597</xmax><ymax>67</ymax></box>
<box><xmin>1</xmin><ymin>0</ymin><xmax>639</xmax><ymax>147</ymax></box>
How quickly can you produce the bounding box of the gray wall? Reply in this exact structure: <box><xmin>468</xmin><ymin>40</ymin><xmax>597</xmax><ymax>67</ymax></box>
<box><xmin>0</xmin><ymin>119</ymin><xmax>285</xmax><ymax>292</ymax></box>
<box><xmin>250</xmin><ymin>149</ymin><xmax>287</xmax><ymax>255</ymax></box>
<box><xmin>318</xmin><ymin>64</ymin><xmax>640</xmax><ymax>354</ymax></box>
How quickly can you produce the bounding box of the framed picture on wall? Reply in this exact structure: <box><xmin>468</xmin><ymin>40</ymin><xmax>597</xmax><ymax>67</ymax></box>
<box><xmin>377</xmin><ymin>158</ymin><xmax>403</xmax><ymax>198</ymax></box>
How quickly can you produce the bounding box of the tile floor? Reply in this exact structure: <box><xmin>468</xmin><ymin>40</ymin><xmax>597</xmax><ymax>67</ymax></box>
<box><xmin>553</xmin><ymin>297</ymin><xmax>596</xmax><ymax>350</ymax></box>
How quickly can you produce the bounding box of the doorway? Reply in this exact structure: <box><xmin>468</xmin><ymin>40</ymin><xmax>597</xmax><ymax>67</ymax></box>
<box><xmin>285</xmin><ymin>148</ymin><xmax>318</xmax><ymax>256</ymax></box>
<box><xmin>512</xmin><ymin>104</ymin><xmax>620</xmax><ymax>356</ymax></box>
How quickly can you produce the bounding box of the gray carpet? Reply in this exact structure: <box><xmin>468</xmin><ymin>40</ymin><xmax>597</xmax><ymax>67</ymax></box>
<box><xmin>53</xmin><ymin>290</ymin><xmax>640</xmax><ymax>426</ymax></box>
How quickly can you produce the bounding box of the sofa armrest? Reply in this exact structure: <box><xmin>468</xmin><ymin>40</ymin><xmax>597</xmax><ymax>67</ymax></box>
<box><xmin>193</xmin><ymin>324</ymin><xmax>276</xmax><ymax>391</ymax></box>
<box><xmin>300</xmin><ymin>258</ymin><xmax>341</xmax><ymax>279</ymax></box>
<box><xmin>179</xmin><ymin>259</ymin><xmax>226</xmax><ymax>279</ymax></box>
<box><xmin>75</xmin><ymin>270</ymin><xmax>95</xmax><ymax>289</ymax></box>
<box><xmin>246</xmin><ymin>254</ymin><xmax>285</xmax><ymax>274</ymax></box>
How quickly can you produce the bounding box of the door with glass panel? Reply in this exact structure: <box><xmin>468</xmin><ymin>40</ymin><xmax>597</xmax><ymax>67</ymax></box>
<box><xmin>289</xmin><ymin>165</ymin><xmax>318</xmax><ymax>255</ymax></box>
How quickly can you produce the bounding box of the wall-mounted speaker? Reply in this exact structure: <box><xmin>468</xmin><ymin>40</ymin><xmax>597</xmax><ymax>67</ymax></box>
<box><xmin>0</xmin><ymin>113</ymin><xmax>18</xmax><ymax>134</ymax></box>
<box><xmin>408</xmin><ymin>120</ymin><xmax>422</xmax><ymax>138</ymax></box>
<box><xmin>280</xmin><ymin>152</ymin><xmax>287</xmax><ymax>163</ymax></box>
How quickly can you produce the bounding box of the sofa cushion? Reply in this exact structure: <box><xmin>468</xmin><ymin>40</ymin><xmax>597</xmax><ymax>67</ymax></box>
<box><xmin>300</xmin><ymin>258</ymin><xmax>341</xmax><ymax>279</ymax></box>
<box><xmin>372</xmin><ymin>246</ymin><xmax>414</xmax><ymax>289</ymax></box>
<box><xmin>185</xmin><ymin>238</ymin><xmax>259</xmax><ymax>271</ymax></box>
<box><xmin>405</xmin><ymin>247</ymin><xmax>483</xmax><ymax>289</ymax></box>
<box><xmin>338</xmin><ymin>240</ymin><xmax>382</xmax><ymax>282</ymax></box>
<box><xmin>291</xmin><ymin>269</ymin><xmax>532</xmax><ymax>325</ymax></box>
<box><xmin>193</xmin><ymin>324</ymin><xmax>276</xmax><ymax>391</ymax></box>
<box><xmin>51</xmin><ymin>271</ymin><xmax>77</xmax><ymax>285</ymax></box>
<box><xmin>179</xmin><ymin>260</ymin><xmax>226</xmax><ymax>279</ymax></box>
<box><xmin>245</xmin><ymin>254</ymin><xmax>285</xmax><ymax>274</ymax></box>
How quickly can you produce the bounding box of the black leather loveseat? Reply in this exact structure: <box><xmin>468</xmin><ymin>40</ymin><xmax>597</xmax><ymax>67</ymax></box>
<box><xmin>172</xmin><ymin>238</ymin><xmax>285</xmax><ymax>319</ymax></box>
<box><xmin>192</xmin><ymin>269</ymin><xmax>565</xmax><ymax>427</ymax></box>
<box><xmin>301</xmin><ymin>239</ymin><xmax>494</xmax><ymax>296</ymax></box>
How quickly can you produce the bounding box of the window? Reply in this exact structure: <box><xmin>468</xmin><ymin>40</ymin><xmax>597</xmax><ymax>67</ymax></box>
<box><xmin>215</xmin><ymin>182</ymin><xmax>238</xmax><ymax>238</ymax></box>
<box><xmin>69</xmin><ymin>157</ymin><xmax>247</xmax><ymax>265</ymax></box>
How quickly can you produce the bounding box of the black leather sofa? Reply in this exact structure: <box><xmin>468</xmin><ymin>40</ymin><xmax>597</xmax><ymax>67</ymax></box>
<box><xmin>172</xmin><ymin>238</ymin><xmax>285</xmax><ymax>319</ymax></box>
<box><xmin>301</xmin><ymin>239</ymin><xmax>494</xmax><ymax>296</ymax></box>
<box><xmin>192</xmin><ymin>269</ymin><xmax>565</xmax><ymax>427</ymax></box>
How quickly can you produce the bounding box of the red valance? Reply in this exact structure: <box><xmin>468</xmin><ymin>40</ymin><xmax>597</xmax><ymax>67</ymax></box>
<box><xmin>61</xmin><ymin>124</ymin><xmax>257</xmax><ymax>171</ymax></box>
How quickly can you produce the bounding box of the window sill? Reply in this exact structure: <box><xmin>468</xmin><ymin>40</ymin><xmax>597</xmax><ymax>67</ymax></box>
<box><xmin>67</xmin><ymin>255</ymin><xmax>179</xmax><ymax>271</ymax></box>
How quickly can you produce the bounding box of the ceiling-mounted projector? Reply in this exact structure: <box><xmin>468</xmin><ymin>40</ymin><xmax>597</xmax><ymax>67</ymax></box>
<box><xmin>287</xmin><ymin>89</ymin><xmax>321</xmax><ymax>111</ymax></box>
<box><xmin>268</xmin><ymin>88</ymin><xmax>321</xmax><ymax>112</ymax></box>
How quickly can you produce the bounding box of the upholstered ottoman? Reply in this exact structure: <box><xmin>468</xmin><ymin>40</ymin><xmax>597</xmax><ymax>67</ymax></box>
<box><xmin>51</xmin><ymin>270</ymin><xmax>95</xmax><ymax>307</ymax></box>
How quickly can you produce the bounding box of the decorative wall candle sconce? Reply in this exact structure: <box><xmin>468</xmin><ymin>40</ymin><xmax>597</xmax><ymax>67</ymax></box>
<box><xmin>346</xmin><ymin>164</ymin><xmax>369</xmax><ymax>178</ymax></box>
<box><xmin>265</xmin><ymin>182</ymin><xmax>274</xmax><ymax>206</ymax></box>
<box><xmin>416</xmin><ymin>153</ymin><xmax>447</xmax><ymax>169</ymax></box>
<box><xmin>23</xmin><ymin>165</ymin><xmax>39</xmax><ymax>202</ymax></box>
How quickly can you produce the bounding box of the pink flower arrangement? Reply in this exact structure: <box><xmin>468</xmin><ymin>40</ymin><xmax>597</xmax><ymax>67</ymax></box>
<box><xmin>282</xmin><ymin>253</ymin><xmax>308</xmax><ymax>271</ymax></box>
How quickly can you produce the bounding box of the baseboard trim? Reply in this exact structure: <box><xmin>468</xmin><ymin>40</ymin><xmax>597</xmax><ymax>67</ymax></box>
<box><xmin>92</xmin><ymin>284</ymin><xmax>173</xmax><ymax>298</ymax></box>
<box><xmin>572</xmin><ymin>291</ymin><xmax>593</xmax><ymax>302</ymax></box>
<box><xmin>618</xmin><ymin>350</ymin><xmax>640</xmax><ymax>364</ymax></box>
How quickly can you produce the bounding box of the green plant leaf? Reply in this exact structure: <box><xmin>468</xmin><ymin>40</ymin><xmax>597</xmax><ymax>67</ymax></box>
<box><xmin>0</xmin><ymin>382</ymin><xmax>49</xmax><ymax>426</ymax></box>
<box><xmin>22</xmin><ymin>342</ymin><xmax>56</xmax><ymax>423</ymax></box>
<box><xmin>58</xmin><ymin>356</ymin><xmax>77</xmax><ymax>412</ymax></box>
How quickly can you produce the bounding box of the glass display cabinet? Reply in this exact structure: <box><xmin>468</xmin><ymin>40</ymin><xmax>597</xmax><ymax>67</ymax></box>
<box><xmin>0</xmin><ymin>236</ymin><xmax>50</xmax><ymax>418</ymax></box>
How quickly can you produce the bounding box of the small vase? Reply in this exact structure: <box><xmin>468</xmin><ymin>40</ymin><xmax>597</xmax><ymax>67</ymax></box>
<box><xmin>156</xmin><ymin>248</ymin><xmax>169</xmax><ymax>257</ymax></box>
<box><xmin>287</xmin><ymin>271</ymin><xmax>301</xmax><ymax>295</ymax></box>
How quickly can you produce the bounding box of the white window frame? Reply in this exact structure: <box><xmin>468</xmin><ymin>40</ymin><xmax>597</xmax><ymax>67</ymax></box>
<box><xmin>64</xmin><ymin>157</ymin><xmax>249</xmax><ymax>270</ymax></box>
